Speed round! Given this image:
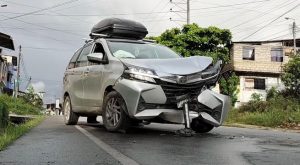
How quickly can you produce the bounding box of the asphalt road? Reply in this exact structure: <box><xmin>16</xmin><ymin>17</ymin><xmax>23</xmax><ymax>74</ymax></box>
<box><xmin>0</xmin><ymin>116</ymin><xmax>300</xmax><ymax>165</ymax></box>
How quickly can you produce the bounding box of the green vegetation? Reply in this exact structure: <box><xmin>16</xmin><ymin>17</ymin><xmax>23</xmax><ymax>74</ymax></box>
<box><xmin>150</xmin><ymin>23</ymin><xmax>239</xmax><ymax>105</ymax></box>
<box><xmin>226</xmin><ymin>55</ymin><xmax>300</xmax><ymax>129</ymax></box>
<box><xmin>21</xmin><ymin>86</ymin><xmax>43</xmax><ymax>109</ymax></box>
<box><xmin>0</xmin><ymin>116</ymin><xmax>44</xmax><ymax>151</ymax></box>
<box><xmin>0</xmin><ymin>94</ymin><xmax>41</xmax><ymax>115</ymax></box>
<box><xmin>281</xmin><ymin>55</ymin><xmax>300</xmax><ymax>97</ymax></box>
<box><xmin>227</xmin><ymin>92</ymin><xmax>300</xmax><ymax>128</ymax></box>
<box><xmin>0</xmin><ymin>102</ymin><xmax>9</xmax><ymax>129</ymax></box>
<box><xmin>0</xmin><ymin>91</ymin><xmax>44</xmax><ymax>150</ymax></box>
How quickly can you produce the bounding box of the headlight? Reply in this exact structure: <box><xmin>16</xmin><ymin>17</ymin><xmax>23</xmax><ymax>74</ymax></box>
<box><xmin>124</xmin><ymin>66</ymin><xmax>158</xmax><ymax>83</ymax></box>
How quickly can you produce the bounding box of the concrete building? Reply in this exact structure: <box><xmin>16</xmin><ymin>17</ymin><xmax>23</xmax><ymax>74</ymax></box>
<box><xmin>231</xmin><ymin>39</ymin><xmax>300</xmax><ymax>106</ymax></box>
<box><xmin>0</xmin><ymin>32</ymin><xmax>16</xmax><ymax>95</ymax></box>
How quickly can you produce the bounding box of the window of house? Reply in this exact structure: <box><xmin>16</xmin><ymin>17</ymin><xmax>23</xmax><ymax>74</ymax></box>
<box><xmin>254</xmin><ymin>78</ymin><xmax>265</xmax><ymax>90</ymax></box>
<box><xmin>243</xmin><ymin>46</ymin><xmax>255</xmax><ymax>60</ymax></box>
<box><xmin>271</xmin><ymin>47</ymin><xmax>283</xmax><ymax>62</ymax></box>
<box><xmin>244</xmin><ymin>78</ymin><xmax>265</xmax><ymax>90</ymax></box>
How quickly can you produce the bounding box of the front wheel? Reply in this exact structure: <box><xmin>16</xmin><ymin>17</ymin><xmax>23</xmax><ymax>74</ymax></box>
<box><xmin>191</xmin><ymin>117</ymin><xmax>214</xmax><ymax>133</ymax></box>
<box><xmin>63</xmin><ymin>96</ymin><xmax>79</xmax><ymax>125</ymax></box>
<box><xmin>102</xmin><ymin>91</ymin><xmax>131</xmax><ymax>132</ymax></box>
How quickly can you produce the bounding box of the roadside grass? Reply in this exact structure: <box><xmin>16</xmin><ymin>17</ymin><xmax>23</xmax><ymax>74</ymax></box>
<box><xmin>226</xmin><ymin>109</ymin><xmax>300</xmax><ymax>127</ymax></box>
<box><xmin>226</xmin><ymin>96</ymin><xmax>300</xmax><ymax>128</ymax></box>
<box><xmin>0</xmin><ymin>95</ymin><xmax>41</xmax><ymax>115</ymax></box>
<box><xmin>0</xmin><ymin>116</ymin><xmax>45</xmax><ymax>151</ymax></box>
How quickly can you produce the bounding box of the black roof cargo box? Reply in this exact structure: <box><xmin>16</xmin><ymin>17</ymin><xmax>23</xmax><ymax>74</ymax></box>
<box><xmin>90</xmin><ymin>18</ymin><xmax>148</xmax><ymax>39</ymax></box>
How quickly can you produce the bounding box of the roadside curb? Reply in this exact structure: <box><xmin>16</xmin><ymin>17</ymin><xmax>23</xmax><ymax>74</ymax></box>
<box><xmin>224</xmin><ymin>123</ymin><xmax>300</xmax><ymax>133</ymax></box>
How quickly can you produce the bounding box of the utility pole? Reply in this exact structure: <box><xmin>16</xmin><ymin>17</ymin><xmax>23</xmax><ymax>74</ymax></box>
<box><xmin>187</xmin><ymin>0</ymin><xmax>190</xmax><ymax>24</ymax></box>
<box><xmin>16</xmin><ymin>45</ymin><xmax>21</xmax><ymax>97</ymax></box>
<box><xmin>285</xmin><ymin>17</ymin><xmax>297</xmax><ymax>55</ymax></box>
<box><xmin>169</xmin><ymin>0</ymin><xmax>190</xmax><ymax>24</ymax></box>
<box><xmin>292</xmin><ymin>21</ymin><xmax>296</xmax><ymax>55</ymax></box>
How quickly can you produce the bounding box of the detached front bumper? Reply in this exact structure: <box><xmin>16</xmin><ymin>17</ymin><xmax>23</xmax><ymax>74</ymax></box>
<box><xmin>114</xmin><ymin>78</ymin><xmax>231</xmax><ymax>126</ymax></box>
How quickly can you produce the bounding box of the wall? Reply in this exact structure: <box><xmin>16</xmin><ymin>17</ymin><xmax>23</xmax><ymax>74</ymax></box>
<box><xmin>237</xmin><ymin>75</ymin><xmax>283</xmax><ymax>104</ymax></box>
<box><xmin>232</xmin><ymin>43</ymin><xmax>291</xmax><ymax>74</ymax></box>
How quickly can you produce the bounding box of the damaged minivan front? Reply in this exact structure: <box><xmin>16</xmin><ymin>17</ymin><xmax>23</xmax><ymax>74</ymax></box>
<box><xmin>63</xmin><ymin>18</ymin><xmax>231</xmax><ymax>135</ymax></box>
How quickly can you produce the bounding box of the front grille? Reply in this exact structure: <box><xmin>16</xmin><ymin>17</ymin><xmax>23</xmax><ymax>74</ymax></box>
<box><xmin>156</xmin><ymin>79</ymin><xmax>205</xmax><ymax>104</ymax></box>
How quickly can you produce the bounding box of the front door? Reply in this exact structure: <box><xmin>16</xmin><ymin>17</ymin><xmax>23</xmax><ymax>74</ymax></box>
<box><xmin>74</xmin><ymin>43</ymin><xmax>93</xmax><ymax>108</ymax></box>
<box><xmin>82</xmin><ymin>42</ymin><xmax>106</xmax><ymax>109</ymax></box>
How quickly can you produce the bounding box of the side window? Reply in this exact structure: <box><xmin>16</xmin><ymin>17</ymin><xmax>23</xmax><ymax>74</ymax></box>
<box><xmin>76</xmin><ymin>43</ymin><xmax>93</xmax><ymax>67</ymax></box>
<box><xmin>93</xmin><ymin>43</ymin><xmax>105</xmax><ymax>54</ymax></box>
<box><xmin>68</xmin><ymin>48</ymin><xmax>82</xmax><ymax>69</ymax></box>
<box><xmin>88</xmin><ymin>42</ymin><xmax>106</xmax><ymax>66</ymax></box>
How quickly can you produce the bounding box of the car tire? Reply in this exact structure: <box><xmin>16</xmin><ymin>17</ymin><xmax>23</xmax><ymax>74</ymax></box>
<box><xmin>191</xmin><ymin>117</ymin><xmax>214</xmax><ymax>133</ymax></box>
<box><xmin>102</xmin><ymin>91</ymin><xmax>131</xmax><ymax>132</ymax></box>
<box><xmin>63</xmin><ymin>96</ymin><xmax>79</xmax><ymax>125</ymax></box>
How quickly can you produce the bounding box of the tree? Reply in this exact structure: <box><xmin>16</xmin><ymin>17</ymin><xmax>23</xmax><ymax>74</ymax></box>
<box><xmin>281</xmin><ymin>55</ymin><xmax>300</xmax><ymax>97</ymax></box>
<box><xmin>153</xmin><ymin>23</ymin><xmax>239</xmax><ymax>105</ymax></box>
<box><xmin>21</xmin><ymin>85</ymin><xmax>43</xmax><ymax>108</ymax></box>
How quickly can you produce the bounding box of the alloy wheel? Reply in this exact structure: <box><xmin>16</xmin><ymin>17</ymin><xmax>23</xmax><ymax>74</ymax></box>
<box><xmin>105</xmin><ymin>98</ymin><xmax>121</xmax><ymax>127</ymax></box>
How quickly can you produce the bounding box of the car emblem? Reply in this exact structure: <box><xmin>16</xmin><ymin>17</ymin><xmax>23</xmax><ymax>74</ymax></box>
<box><xmin>176</xmin><ymin>75</ymin><xmax>187</xmax><ymax>84</ymax></box>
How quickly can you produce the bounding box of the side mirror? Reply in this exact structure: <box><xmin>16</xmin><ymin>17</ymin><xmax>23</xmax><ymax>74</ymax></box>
<box><xmin>87</xmin><ymin>53</ymin><xmax>105</xmax><ymax>63</ymax></box>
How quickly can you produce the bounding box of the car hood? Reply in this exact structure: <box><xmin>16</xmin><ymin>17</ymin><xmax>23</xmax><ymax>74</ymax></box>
<box><xmin>120</xmin><ymin>56</ymin><xmax>213</xmax><ymax>75</ymax></box>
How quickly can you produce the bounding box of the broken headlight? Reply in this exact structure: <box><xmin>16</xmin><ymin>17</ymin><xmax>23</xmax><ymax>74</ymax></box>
<box><xmin>124</xmin><ymin>66</ymin><xmax>158</xmax><ymax>83</ymax></box>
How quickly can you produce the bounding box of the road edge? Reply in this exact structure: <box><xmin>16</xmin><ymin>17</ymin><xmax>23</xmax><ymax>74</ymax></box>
<box><xmin>224</xmin><ymin>123</ymin><xmax>300</xmax><ymax>133</ymax></box>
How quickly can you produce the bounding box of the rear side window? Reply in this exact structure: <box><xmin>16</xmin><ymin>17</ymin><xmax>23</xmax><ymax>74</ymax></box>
<box><xmin>76</xmin><ymin>43</ymin><xmax>93</xmax><ymax>67</ymax></box>
<box><xmin>68</xmin><ymin>48</ymin><xmax>82</xmax><ymax>69</ymax></box>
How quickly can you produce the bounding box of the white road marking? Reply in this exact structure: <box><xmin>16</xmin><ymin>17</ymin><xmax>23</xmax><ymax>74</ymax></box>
<box><xmin>75</xmin><ymin>125</ymin><xmax>140</xmax><ymax>165</ymax></box>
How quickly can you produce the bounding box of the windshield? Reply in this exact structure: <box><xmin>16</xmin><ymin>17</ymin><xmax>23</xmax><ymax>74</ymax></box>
<box><xmin>107</xmin><ymin>41</ymin><xmax>181</xmax><ymax>59</ymax></box>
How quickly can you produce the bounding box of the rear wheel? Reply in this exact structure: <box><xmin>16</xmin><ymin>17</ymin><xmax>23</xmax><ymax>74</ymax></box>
<box><xmin>102</xmin><ymin>91</ymin><xmax>131</xmax><ymax>132</ymax></box>
<box><xmin>191</xmin><ymin>117</ymin><xmax>214</xmax><ymax>133</ymax></box>
<box><xmin>63</xmin><ymin>96</ymin><xmax>79</xmax><ymax>125</ymax></box>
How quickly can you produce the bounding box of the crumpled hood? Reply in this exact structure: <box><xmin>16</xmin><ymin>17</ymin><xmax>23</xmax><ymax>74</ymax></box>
<box><xmin>120</xmin><ymin>56</ymin><xmax>213</xmax><ymax>76</ymax></box>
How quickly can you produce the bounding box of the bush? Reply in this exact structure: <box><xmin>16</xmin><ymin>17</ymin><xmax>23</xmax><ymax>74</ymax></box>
<box><xmin>0</xmin><ymin>102</ymin><xmax>9</xmax><ymax>129</ymax></box>
<box><xmin>0</xmin><ymin>95</ymin><xmax>41</xmax><ymax>115</ymax></box>
<box><xmin>250</xmin><ymin>93</ymin><xmax>263</xmax><ymax>102</ymax></box>
<box><xmin>227</xmin><ymin>93</ymin><xmax>300</xmax><ymax>127</ymax></box>
<box><xmin>266</xmin><ymin>87</ymin><xmax>279</xmax><ymax>100</ymax></box>
<box><xmin>238</xmin><ymin>100</ymin><xmax>270</xmax><ymax>113</ymax></box>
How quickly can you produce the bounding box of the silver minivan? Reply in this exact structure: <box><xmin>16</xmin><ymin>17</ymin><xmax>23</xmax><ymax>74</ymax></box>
<box><xmin>63</xmin><ymin>18</ymin><xmax>231</xmax><ymax>134</ymax></box>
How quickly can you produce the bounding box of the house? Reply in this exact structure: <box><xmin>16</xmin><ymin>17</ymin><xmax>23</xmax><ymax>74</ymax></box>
<box><xmin>231</xmin><ymin>38</ymin><xmax>300</xmax><ymax>106</ymax></box>
<box><xmin>0</xmin><ymin>32</ymin><xmax>16</xmax><ymax>96</ymax></box>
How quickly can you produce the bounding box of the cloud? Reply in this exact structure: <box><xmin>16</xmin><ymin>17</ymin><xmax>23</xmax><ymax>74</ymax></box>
<box><xmin>30</xmin><ymin>81</ymin><xmax>45</xmax><ymax>93</ymax></box>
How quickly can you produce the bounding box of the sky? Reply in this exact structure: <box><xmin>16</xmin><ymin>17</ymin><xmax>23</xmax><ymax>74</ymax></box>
<box><xmin>0</xmin><ymin>0</ymin><xmax>299</xmax><ymax>103</ymax></box>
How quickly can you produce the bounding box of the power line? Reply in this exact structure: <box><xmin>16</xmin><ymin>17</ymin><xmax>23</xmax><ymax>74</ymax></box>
<box><xmin>190</xmin><ymin>0</ymin><xmax>270</xmax><ymax>10</ymax></box>
<box><xmin>0</xmin><ymin>0</ymin><xmax>80</xmax><ymax>21</ymax></box>
<box><xmin>0</xmin><ymin>14</ymin><xmax>85</xmax><ymax>37</ymax></box>
<box><xmin>231</xmin><ymin>0</ymin><xmax>296</xmax><ymax>30</ymax></box>
<box><xmin>241</xmin><ymin>3</ymin><xmax>300</xmax><ymax>41</ymax></box>
<box><xmin>22</xmin><ymin>46</ymin><xmax>75</xmax><ymax>51</ymax></box>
